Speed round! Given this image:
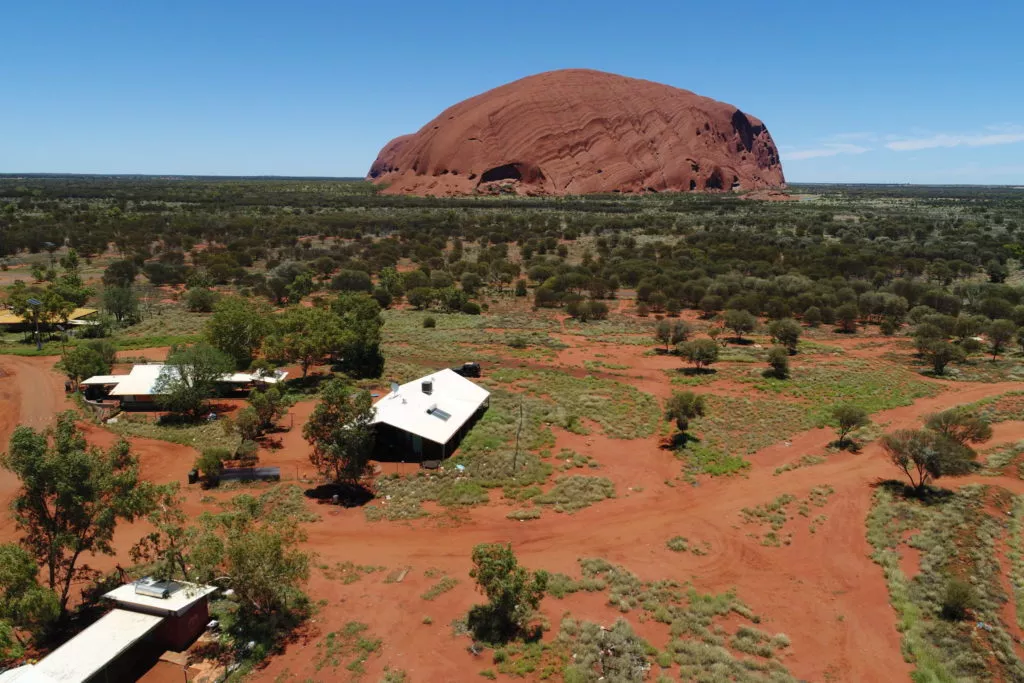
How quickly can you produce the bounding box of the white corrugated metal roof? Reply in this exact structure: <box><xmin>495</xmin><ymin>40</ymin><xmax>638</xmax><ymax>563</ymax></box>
<box><xmin>108</xmin><ymin>364</ymin><xmax>170</xmax><ymax>397</ymax></box>
<box><xmin>80</xmin><ymin>375</ymin><xmax>123</xmax><ymax>385</ymax></box>
<box><xmin>104</xmin><ymin>580</ymin><xmax>216</xmax><ymax>617</ymax></box>
<box><xmin>88</xmin><ymin>365</ymin><xmax>289</xmax><ymax>396</ymax></box>
<box><xmin>31</xmin><ymin>609</ymin><xmax>163</xmax><ymax>682</ymax></box>
<box><xmin>372</xmin><ymin>368</ymin><xmax>489</xmax><ymax>444</ymax></box>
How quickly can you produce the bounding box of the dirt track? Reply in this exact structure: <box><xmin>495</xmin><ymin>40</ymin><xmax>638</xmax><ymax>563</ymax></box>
<box><xmin>0</xmin><ymin>355</ymin><xmax>71</xmax><ymax>537</ymax></box>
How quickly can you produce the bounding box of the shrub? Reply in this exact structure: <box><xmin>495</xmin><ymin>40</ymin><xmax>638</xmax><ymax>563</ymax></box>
<box><xmin>195</xmin><ymin>448</ymin><xmax>228</xmax><ymax>484</ymax></box>
<box><xmin>666</xmin><ymin>536</ymin><xmax>689</xmax><ymax>552</ymax></box>
<box><xmin>940</xmin><ymin>578</ymin><xmax>975</xmax><ymax>620</ymax></box>
<box><xmin>832</xmin><ymin>404</ymin><xmax>869</xmax><ymax>448</ymax></box>
<box><xmin>423</xmin><ymin>316</ymin><xmax>437</xmax><ymax>329</ymax></box>
<box><xmin>766</xmin><ymin>346</ymin><xmax>790</xmax><ymax>379</ymax></box>
<box><xmin>184</xmin><ymin>286</ymin><xmax>219</xmax><ymax>313</ymax></box>
<box><xmin>664</xmin><ymin>390</ymin><xmax>706</xmax><ymax>433</ymax></box>
<box><xmin>462</xmin><ymin>301</ymin><xmax>482</xmax><ymax>315</ymax></box>
<box><xmin>236</xmin><ymin>439</ymin><xmax>258</xmax><ymax>467</ymax></box>
<box><xmin>678</xmin><ymin>339</ymin><xmax>719</xmax><ymax>370</ymax></box>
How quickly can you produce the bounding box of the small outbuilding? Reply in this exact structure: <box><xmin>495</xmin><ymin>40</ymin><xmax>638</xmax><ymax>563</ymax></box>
<box><xmin>0</xmin><ymin>578</ymin><xmax>216</xmax><ymax>683</ymax></box>
<box><xmin>371</xmin><ymin>368</ymin><xmax>490</xmax><ymax>462</ymax></box>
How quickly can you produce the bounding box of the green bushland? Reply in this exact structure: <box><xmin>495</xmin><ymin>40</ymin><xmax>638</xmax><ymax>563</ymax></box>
<box><xmin>867</xmin><ymin>483</ymin><xmax>1024</xmax><ymax>681</ymax></box>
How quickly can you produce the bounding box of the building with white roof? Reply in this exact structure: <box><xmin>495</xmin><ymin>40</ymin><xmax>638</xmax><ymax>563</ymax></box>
<box><xmin>372</xmin><ymin>368</ymin><xmax>490</xmax><ymax>462</ymax></box>
<box><xmin>81</xmin><ymin>364</ymin><xmax>287</xmax><ymax>408</ymax></box>
<box><xmin>0</xmin><ymin>579</ymin><xmax>216</xmax><ymax>683</ymax></box>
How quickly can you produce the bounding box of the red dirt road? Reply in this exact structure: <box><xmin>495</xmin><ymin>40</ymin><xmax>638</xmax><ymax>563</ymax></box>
<box><xmin>0</xmin><ymin>355</ymin><xmax>72</xmax><ymax>538</ymax></box>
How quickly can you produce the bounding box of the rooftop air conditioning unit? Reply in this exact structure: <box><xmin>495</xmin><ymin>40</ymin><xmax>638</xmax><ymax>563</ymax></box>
<box><xmin>134</xmin><ymin>577</ymin><xmax>175</xmax><ymax>599</ymax></box>
<box><xmin>422</xmin><ymin>379</ymin><xmax>433</xmax><ymax>395</ymax></box>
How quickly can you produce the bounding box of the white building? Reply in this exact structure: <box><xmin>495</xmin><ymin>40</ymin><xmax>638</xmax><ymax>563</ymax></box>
<box><xmin>81</xmin><ymin>364</ymin><xmax>287</xmax><ymax>407</ymax></box>
<box><xmin>371</xmin><ymin>368</ymin><xmax>490</xmax><ymax>462</ymax></box>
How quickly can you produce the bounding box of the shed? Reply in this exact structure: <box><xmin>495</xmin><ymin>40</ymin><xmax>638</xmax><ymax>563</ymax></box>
<box><xmin>371</xmin><ymin>369</ymin><xmax>490</xmax><ymax>461</ymax></box>
<box><xmin>0</xmin><ymin>579</ymin><xmax>216</xmax><ymax>683</ymax></box>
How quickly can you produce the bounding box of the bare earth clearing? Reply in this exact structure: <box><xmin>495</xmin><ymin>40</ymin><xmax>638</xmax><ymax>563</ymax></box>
<box><xmin>3</xmin><ymin>311</ymin><xmax>1024</xmax><ymax>683</ymax></box>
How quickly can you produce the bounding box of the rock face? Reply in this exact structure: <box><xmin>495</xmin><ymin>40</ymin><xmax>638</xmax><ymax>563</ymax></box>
<box><xmin>368</xmin><ymin>69</ymin><xmax>784</xmax><ymax>196</ymax></box>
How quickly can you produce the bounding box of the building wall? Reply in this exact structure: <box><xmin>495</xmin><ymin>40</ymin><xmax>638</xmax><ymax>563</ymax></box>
<box><xmin>373</xmin><ymin>404</ymin><xmax>488</xmax><ymax>463</ymax></box>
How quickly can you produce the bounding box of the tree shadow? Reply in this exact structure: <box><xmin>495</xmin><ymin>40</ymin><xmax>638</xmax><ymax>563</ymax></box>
<box><xmin>679</xmin><ymin>367</ymin><xmax>717</xmax><ymax>377</ymax></box>
<box><xmin>304</xmin><ymin>482</ymin><xmax>373</xmax><ymax>508</ymax></box>
<box><xmin>284</xmin><ymin>372</ymin><xmax>333</xmax><ymax>395</ymax></box>
<box><xmin>828</xmin><ymin>438</ymin><xmax>862</xmax><ymax>454</ymax></box>
<box><xmin>870</xmin><ymin>478</ymin><xmax>955</xmax><ymax>505</ymax></box>
<box><xmin>660</xmin><ymin>432</ymin><xmax>699</xmax><ymax>451</ymax></box>
<box><xmin>728</xmin><ymin>337</ymin><xmax>755</xmax><ymax>346</ymax></box>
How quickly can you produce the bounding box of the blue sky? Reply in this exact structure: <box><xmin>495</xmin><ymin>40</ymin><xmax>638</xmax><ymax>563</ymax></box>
<box><xmin>3</xmin><ymin>1</ymin><xmax>1023</xmax><ymax>184</ymax></box>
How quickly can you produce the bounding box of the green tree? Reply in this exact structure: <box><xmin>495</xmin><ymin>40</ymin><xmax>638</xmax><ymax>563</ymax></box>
<box><xmin>803</xmin><ymin>306</ymin><xmax>823</xmax><ymax>327</ymax></box>
<box><xmin>766</xmin><ymin>346</ymin><xmax>790</xmax><ymax>379</ymax></box>
<box><xmin>205</xmin><ymin>296</ymin><xmax>273</xmax><ymax>370</ymax></box>
<box><xmin>1</xmin><ymin>413</ymin><xmax>156</xmax><ymax>612</ymax></box>
<box><xmin>655</xmin><ymin>320</ymin><xmax>691</xmax><ymax>352</ymax></box>
<box><xmin>0</xmin><ymin>544</ymin><xmax>60</xmax><ymax>660</ymax></box>
<box><xmin>678</xmin><ymin>338</ymin><xmax>719</xmax><ymax>370</ymax></box>
<box><xmin>103</xmin><ymin>285</ymin><xmax>139</xmax><ymax>324</ymax></box>
<box><xmin>249</xmin><ymin>385</ymin><xmax>287</xmax><ymax>431</ymax></box>
<box><xmin>987</xmin><ymin>318</ymin><xmax>1017</xmax><ymax>360</ymax></box>
<box><xmin>835</xmin><ymin>303</ymin><xmax>859</xmax><ymax>333</ymax></box>
<box><xmin>330</xmin><ymin>293</ymin><xmax>385</xmax><ymax>378</ymax></box>
<box><xmin>467</xmin><ymin>543</ymin><xmax>549</xmax><ymax>643</ymax></box>
<box><xmin>664</xmin><ymin>390</ymin><xmax>706</xmax><ymax>435</ymax></box>
<box><xmin>184</xmin><ymin>286</ymin><xmax>218</xmax><ymax>313</ymax></box>
<box><xmin>58</xmin><ymin>344</ymin><xmax>111</xmax><ymax>389</ymax></box>
<box><xmin>880</xmin><ymin>428</ymin><xmax>976</xmax><ymax>492</ymax></box>
<box><xmin>924</xmin><ymin>407</ymin><xmax>993</xmax><ymax>451</ymax></box>
<box><xmin>920</xmin><ymin>339</ymin><xmax>966</xmax><ymax>375</ymax></box>
<box><xmin>723</xmin><ymin>309</ymin><xmax>757</xmax><ymax>341</ymax></box>
<box><xmin>234</xmin><ymin>406</ymin><xmax>262</xmax><ymax>443</ymax></box>
<box><xmin>302</xmin><ymin>379</ymin><xmax>375</xmax><ymax>484</ymax></box>
<box><xmin>156</xmin><ymin>343</ymin><xmax>234</xmax><ymax>418</ymax></box>
<box><xmin>832</xmin><ymin>404</ymin><xmax>869</xmax><ymax>448</ymax></box>
<box><xmin>767</xmin><ymin>318</ymin><xmax>802</xmax><ymax>353</ymax></box>
<box><xmin>263</xmin><ymin>306</ymin><xmax>342</xmax><ymax>378</ymax></box>
<box><xmin>194</xmin><ymin>448</ymin><xmax>228</xmax><ymax>486</ymax></box>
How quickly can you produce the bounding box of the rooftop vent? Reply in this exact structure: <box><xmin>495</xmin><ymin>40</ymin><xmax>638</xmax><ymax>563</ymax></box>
<box><xmin>422</xmin><ymin>379</ymin><xmax>433</xmax><ymax>395</ymax></box>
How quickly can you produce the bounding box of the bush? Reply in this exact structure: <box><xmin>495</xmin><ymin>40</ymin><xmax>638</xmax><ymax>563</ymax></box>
<box><xmin>184</xmin><ymin>287</ymin><xmax>219</xmax><ymax>313</ymax></box>
<box><xmin>462</xmin><ymin>301</ymin><xmax>482</xmax><ymax>315</ymax></box>
<box><xmin>195</xmin><ymin>448</ymin><xmax>228</xmax><ymax>484</ymax></box>
<box><xmin>423</xmin><ymin>316</ymin><xmax>437</xmax><ymax>329</ymax></box>
<box><xmin>236</xmin><ymin>439</ymin><xmax>258</xmax><ymax>467</ymax></box>
<box><xmin>940</xmin><ymin>578</ymin><xmax>975</xmax><ymax>620</ymax></box>
<box><xmin>766</xmin><ymin>346</ymin><xmax>790</xmax><ymax>379</ymax></box>
<box><xmin>235</xmin><ymin>406</ymin><xmax>262</xmax><ymax>442</ymax></box>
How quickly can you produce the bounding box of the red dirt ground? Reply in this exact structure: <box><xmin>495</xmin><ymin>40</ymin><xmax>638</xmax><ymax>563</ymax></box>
<box><xmin>5</xmin><ymin>335</ymin><xmax>1024</xmax><ymax>682</ymax></box>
